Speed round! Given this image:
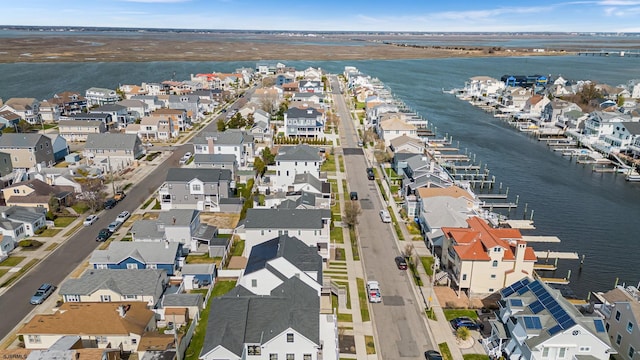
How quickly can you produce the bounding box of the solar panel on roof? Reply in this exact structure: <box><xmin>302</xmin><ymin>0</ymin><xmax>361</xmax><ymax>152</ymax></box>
<box><xmin>517</xmin><ymin>286</ymin><xmax>530</xmax><ymax>295</ymax></box>
<box><xmin>594</xmin><ymin>319</ymin><xmax>606</xmax><ymax>333</ymax></box>
<box><xmin>560</xmin><ymin>318</ymin><xmax>576</xmax><ymax>330</ymax></box>
<box><xmin>524</xmin><ymin>316</ymin><xmax>534</xmax><ymax>328</ymax></box>
<box><xmin>548</xmin><ymin>324</ymin><xmax>563</xmax><ymax>335</ymax></box>
<box><xmin>510</xmin><ymin>299</ymin><xmax>524</xmax><ymax>307</ymax></box>
<box><xmin>522</xmin><ymin>316</ymin><xmax>542</xmax><ymax>330</ymax></box>
<box><xmin>529</xmin><ymin>300</ymin><xmax>544</xmax><ymax>314</ymax></box>
<box><xmin>502</xmin><ymin>278</ymin><xmax>530</xmax><ymax>297</ymax></box>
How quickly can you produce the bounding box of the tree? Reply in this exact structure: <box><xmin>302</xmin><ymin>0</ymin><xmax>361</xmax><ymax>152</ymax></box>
<box><xmin>617</xmin><ymin>94</ymin><xmax>625</xmax><ymax>107</ymax></box>
<box><xmin>48</xmin><ymin>194</ymin><xmax>61</xmax><ymax>214</ymax></box>
<box><xmin>76</xmin><ymin>177</ymin><xmax>106</xmax><ymax>212</ymax></box>
<box><xmin>253</xmin><ymin>156</ymin><xmax>265</xmax><ymax>176</ymax></box>
<box><xmin>343</xmin><ymin>200</ymin><xmax>362</xmax><ymax>229</ymax></box>
<box><xmin>217</xmin><ymin>118</ymin><xmax>226</xmax><ymax>132</ymax></box>
<box><xmin>16</xmin><ymin>119</ymin><xmax>32</xmax><ymax>133</ymax></box>
<box><xmin>456</xmin><ymin>327</ymin><xmax>470</xmax><ymax>341</ymax></box>
<box><xmin>227</xmin><ymin>113</ymin><xmax>246</xmax><ymax>129</ymax></box>
<box><xmin>259</xmin><ymin>90</ymin><xmax>279</xmax><ymax>115</ymax></box>
<box><xmin>261</xmin><ymin>147</ymin><xmax>276</xmax><ymax>165</ymax></box>
<box><xmin>246</xmin><ymin>112</ymin><xmax>255</xmax><ymax>128</ymax></box>
<box><xmin>578</xmin><ymin>82</ymin><xmax>602</xmax><ymax>104</ymax></box>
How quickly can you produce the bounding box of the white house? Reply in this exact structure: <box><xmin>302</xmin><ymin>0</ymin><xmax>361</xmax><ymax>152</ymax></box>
<box><xmin>592</xmin><ymin>285</ymin><xmax>640</xmax><ymax>360</ymax></box>
<box><xmin>0</xmin><ymin>206</ymin><xmax>47</xmax><ymax>239</ymax></box>
<box><xmin>192</xmin><ymin>130</ymin><xmax>255</xmax><ymax>168</ymax></box>
<box><xmin>284</xmin><ymin>106</ymin><xmax>325</xmax><ymax>138</ymax></box>
<box><xmin>85</xmin><ymin>87</ymin><xmax>119</xmax><ymax>106</ymax></box>
<box><xmin>378</xmin><ymin>117</ymin><xmax>418</xmax><ymax>147</ymax></box>
<box><xmin>272</xmin><ymin>144</ymin><xmax>322</xmax><ymax>191</ymax></box>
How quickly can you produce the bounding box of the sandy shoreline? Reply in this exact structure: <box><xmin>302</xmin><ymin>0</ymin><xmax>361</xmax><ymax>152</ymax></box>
<box><xmin>0</xmin><ymin>35</ymin><xmax>573</xmax><ymax>63</ymax></box>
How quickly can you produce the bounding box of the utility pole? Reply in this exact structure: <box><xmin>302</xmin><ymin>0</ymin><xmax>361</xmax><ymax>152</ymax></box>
<box><xmin>108</xmin><ymin>156</ymin><xmax>116</xmax><ymax>196</ymax></box>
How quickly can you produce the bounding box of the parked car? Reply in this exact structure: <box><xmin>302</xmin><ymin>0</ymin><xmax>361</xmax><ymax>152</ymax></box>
<box><xmin>116</xmin><ymin>211</ymin><xmax>131</xmax><ymax>223</ymax></box>
<box><xmin>104</xmin><ymin>198</ymin><xmax>117</xmax><ymax>209</ymax></box>
<box><xmin>450</xmin><ymin>316</ymin><xmax>484</xmax><ymax>331</ymax></box>
<box><xmin>367</xmin><ymin>167</ymin><xmax>375</xmax><ymax>180</ymax></box>
<box><xmin>424</xmin><ymin>350</ymin><xmax>443</xmax><ymax>360</ymax></box>
<box><xmin>30</xmin><ymin>283</ymin><xmax>55</xmax><ymax>305</ymax></box>
<box><xmin>96</xmin><ymin>228</ymin><xmax>113</xmax><ymax>242</ymax></box>
<box><xmin>395</xmin><ymin>256</ymin><xmax>408</xmax><ymax>270</ymax></box>
<box><xmin>107</xmin><ymin>221</ymin><xmax>122</xmax><ymax>233</ymax></box>
<box><xmin>83</xmin><ymin>215</ymin><xmax>99</xmax><ymax>226</ymax></box>
<box><xmin>366</xmin><ymin>281</ymin><xmax>381</xmax><ymax>303</ymax></box>
<box><xmin>350</xmin><ymin>191</ymin><xmax>358</xmax><ymax>200</ymax></box>
<box><xmin>357</xmin><ymin>140</ymin><xmax>364</xmax><ymax>147</ymax></box>
<box><xmin>379</xmin><ymin>210</ymin><xmax>392</xmax><ymax>223</ymax></box>
<box><xmin>114</xmin><ymin>191</ymin><xmax>126</xmax><ymax>202</ymax></box>
<box><xmin>180</xmin><ymin>152</ymin><xmax>192</xmax><ymax>164</ymax></box>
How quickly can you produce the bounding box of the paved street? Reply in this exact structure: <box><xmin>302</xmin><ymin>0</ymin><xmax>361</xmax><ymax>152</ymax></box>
<box><xmin>330</xmin><ymin>76</ymin><xmax>435</xmax><ymax>359</ymax></box>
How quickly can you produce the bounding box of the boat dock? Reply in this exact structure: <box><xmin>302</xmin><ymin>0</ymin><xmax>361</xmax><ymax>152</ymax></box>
<box><xmin>534</xmin><ymin>263</ymin><xmax>558</xmax><ymax>271</ymax></box>
<box><xmin>522</xmin><ymin>236</ymin><xmax>561</xmax><ymax>243</ymax></box>
<box><xmin>538</xmin><ymin>277</ymin><xmax>570</xmax><ymax>285</ymax></box>
<box><xmin>577</xmin><ymin>50</ymin><xmax>640</xmax><ymax>57</ymax></box>
<box><xmin>501</xmin><ymin>219</ymin><xmax>536</xmax><ymax>229</ymax></box>
<box><xmin>477</xmin><ymin>193</ymin><xmax>508</xmax><ymax>199</ymax></box>
<box><xmin>534</xmin><ymin>251</ymin><xmax>579</xmax><ymax>260</ymax></box>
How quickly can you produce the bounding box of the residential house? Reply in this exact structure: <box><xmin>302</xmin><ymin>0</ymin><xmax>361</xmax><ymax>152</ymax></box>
<box><xmin>541</xmin><ymin>99</ymin><xmax>583</xmax><ymax>126</ymax></box>
<box><xmin>118</xmin><ymin>84</ymin><xmax>148</xmax><ymax>99</ymax></box>
<box><xmin>0</xmin><ymin>205</ymin><xmax>47</xmax><ymax>239</ymax></box>
<box><xmin>85</xmin><ymin>87</ymin><xmax>119</xmax><ymax>106</ymax></box>
<box><xmin>0</xmin><ymin>133</ymin><xmax>54</xmax><ymax>169</ymax></box>
<box><xmin>291</xmin><ymin>92</ymin><xmax>324</xmax><ymax>105</ymax></box>
<box><xmin>158</xmin><ymin>168</ymin><xmax>234</xmax><ymax>212</ymax></box>
<box><xmin>2</xmin><ymin>179</ymin><xmax>73</xmax><ymax>210</ymax></box>
<box><xmin>242</xmin><ymin>208</ymin><xmax>331</xmax><ymax>260</ymax></box>
<box><xmin>396</xmin><ymin>154</ymin><xmax>453</xmax><ymax>217</ymax></box>
<box><xmin>0</xmin><ymin>152</ymin><xmax>12</xmax><ymax>177</ymax></box>
<box><xmin>130</xmin><ymin>209</ymin><xmax>218</xmax><ymax>252</ymax></box>
<box><xmin>47</xmin><ymin>91</ymin><xmax>87</xmax><ymax>115</ymax></box>
<box><xmin>91</xmin><ymin>104</ymin><xmax>130</xmax><ymax>129</ymax></box>
<box><xmin>592</xmin><ymin>285</ymin><xmax>640</xmax><ymax>360</ymax></box>
<box><xmin>130</xmin><ymin>95</ymin><xmax>163</xmax><ymax>113</ymax></box>
<box><xmin>284</xmin><ymin>106</ymin><xmax>325</xmax><ymax>138</ymax></box>
<box><xmin>602</xmin><ymin>122</ymin><xmax>640</xmax><ymax>154</ymax></box>
<box><xmin>160</xmin><ymin>293</ymin><xmax>204</xmax><ymax>322</ymax></box>
<box><xmin>378</xmin><ymin>117</ymin><xmax>418</xmax><ymax>147</ymax></box>
<box><xmin>64</xmin><ymin>112</ymin><xmax>113</xmax><ymax>127</ymax></box>
<box><xmin>126</xmin><ymin>115</ymin><xmax>177</xmax><ymax>141</ymax></box>
<box><xmin>522</xmin><ymin>94</ymin><xmax>551</xmax><ymax>119</ymax></box>
<box><xmin>501</xmin><ymin>87</ymin><xmax>532</xmax><ymax>110</ymax></box>
<box><xmin>366</xmin><ymin>103</ymin><xmax>399</xmax><ymax>129</ymax></box>
<box><xmin>89</xmin><ymin>241</ymin><xmax>182</xmax><ymax>276</ymax></box>
<box><xmin>117</xmin><ymin>99</ymin><xmax>149</xmax><ymax>120</ymax></box>
<box><xmin>44</xmin><ymin>134</ymin><xmax>69</xmax><ymax>162</ymax></box>
<box><xmin>57</xmin><ymin>119</ymin><xmax>108</xmax><ymax>142</ymax></box>
<box><xmin>38</xmin><ymin>100</ymin><xmax>61</xmax><ymax>122</ymax></box>
<box><xmin>276</xmin><ymin>73</ymin><xmax>295</xmax><ymax>86</ymax></box>
<box><xmin>482</xmin><ymin>278</ymin><xmax>612</xmax><ymax>360</ymax></box>
<box><xmin>0</xmin><ymin>346</ymin><xmax>122</xmax><ymax>360</ymax></box>
<box><xmin>238</xmin><ymin>235</ymin><xmax>323</xmax><ymax>296</ymax></box>
<box><xmin>441</xmin><ymin>217</ymin><xmax>537</xmax><ymax>296</ymax></box>
<box><xmin>201</xmin><ymin>277</ymin><xmax>335</xmax><ymax>360</ymax></box>
<box><xmin>193</xmin><ymin>154</ymin><xmax>238</xmax><ymax>178</ymax></box>
<box><xmin>84</xmin><ymin>133</ymin><xmax>145</xmax><ymax>172</ymax></box>
<box><xmin>0</xmin><ymin>110</ymin><xmax>21</xmax><ymax>129</ymax></box>
<box><xmin>18</xmin><ymin>302</ymin><xmax>156</xmax><ymax>351</ymax></box>
<box><xmin>0</xmin><ymin>98</ymin><xmax>41</xmax><ymax>124</ymax></box>
<box><xmin>273</xmin><ymin>144</ymin><xmax>323</xmax><ymax>191</ymax></box>
<box><xmin>389</xmin><ymin>134</ymin><xmax>425</xmax><ymax>154</ymax></box>
<box><xmin>291</xmin><ymin>173</ymin><xmax>331</xmax><ymax>199</ymax></box>
<box><xmin>192</xmin><ymin>130</ymin><xmax>255</xmax><ymax>168</ymax></box>
<box><xmin>149</xmin><ymin>108</ymin><xmax>189</xmax><ymax>132</ymax></box>
<box><xmin>58</xmin><ymin>269</ymin><xmax>167</xmax><ymax>307</ymax></box>
<box><xmin>256</xmin><ymin>61</ymin><xmax>284</xmax><ymax>75</ymax></box>
<box><xmin>465</xmin><ymin>76</ymin><xmax>505</xmax><ymax>98</ymax></box>
<box><xmin>298</xmin><ymin>80</ymin><xmax>324</xmax><ymax>93</ymax></box>
<box><xmin>168</xmin><ymin>95</ymin><xmax>201</xmax><ymax>121</ymax></box>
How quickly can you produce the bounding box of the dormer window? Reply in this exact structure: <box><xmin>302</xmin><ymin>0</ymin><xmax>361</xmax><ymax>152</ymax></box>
<box><xmin>247</xmin><ymin>345</ymin><xmax>261</xmax><ymax>355</ymax></box>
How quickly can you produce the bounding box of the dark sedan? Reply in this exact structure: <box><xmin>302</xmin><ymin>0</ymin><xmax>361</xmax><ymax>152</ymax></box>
<box><xmin>424</xmin><ymin>350</ymin><xmax>443</xmax><ymax>360</ymax></box>
<box><xmin>450</xmin><ymin>316</ymin><xmax>484</xmax><ymax>331</ymax></box>
<box><xmin>394</xmin><ymin>256</ymin><xmax>408</xmax><ymax>270</ymax></box>
<box><xmin>96</xmin><ymin>228</ymin><xmax>113</xmax><ymax>242</ymax></box>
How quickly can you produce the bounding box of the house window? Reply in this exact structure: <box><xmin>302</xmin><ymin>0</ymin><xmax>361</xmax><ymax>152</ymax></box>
<box><xmin>492</xmin><ymin>260</ymin><xmax>498</xmax><ymax>267</ymax></box>
<box><xmin>100</xmin><ymin>295</ymin><xmax>111</xmax><ymax>302</ymax></box>
<box><xmin>269</xmin><ymin>355</ymin><xmax>278</xmax><ymax>360</ymax></box>
<box><xmin>127</xmin><ymin>263</ymin><xmax>138</xmax><ymax>269</ymax></box>
<box><xmin>66</xmin><ymin>295</ymin><xmax>80</xmax><ymax>302</ymax></box>
<box><xmin>131</xmin><ymin>339</ymin><xmax>137</xmax><ymax>345</ymax></box>
<box><xmin>247</xmin><ymin>345</ymin><xmax>261</xmax><ymax>355</ymax></box>
<box><xmin>616</xmin><ymin>310</ymin><xmax>621</xmax><ymax>321</ymax></box>
<box><xmin>261</xmin><ymin>230</ymin><xmax>264</xmax><ymax>236</ymax></box>
<box><xmin>28</xmin><ymin>335</ymin><xmax>41</xmax><ymax>344</ymax></box>
<box><xmin>124</xmin><ymin>295</ymin><xmax>137</xmax><ymax>299</ymax></box>
<box><xmin>616</xmin><ymin>333</ymin><xmax>622</xmax><ymax>345</ymax></box>
<box><xmin>628</xmin><ymin>322</ymin><xmax>633</xmax><ymax>333</ymax></box>
<box><xmin>13</xmin><ymin>189</ymin><xmax>19</xmax><ymax>194</ymax></box>
<box><xmin>286</xmin><ymin>355</ymin><xmax>294</xmax><ymax>360</ymax></box>
<box><xmin>147</xmin><ymin>264</ymin><xmax>157</xmax><ymax>269</ymax></box>
<box><xmin>303</xmin><ymin>355</ymin><xmax>311</xmax><ymax>360</ymax></box>
<box><xmin>629</xmin><ymin>346</ymin><xmax>636</xmax><ymax>359</ymax></box>
<box><xmin>96</xmin><ymin>264</ymin><xmax>108</xmax><ymax>269</ymax></box>
<box><xmin>192</xmin><ymin>184</ymin><xmax>201</xmax><ymax>191</ymax></box>
<box><xmin>558</xmin><ymin>348</ymin><xmax>566</xmax><ymax>358</ymax></box>
<box><xmin>579</xmin><ymin>346</ymin><xmax>590</xmax><ymax>352</ymax></box>
<box><xmin>287</xmin><ymin>333</ymin><xmax>294</xmax><ymax>342</ymax></box>
<box><xmin>97</xmin><ymin>336</ymin><xmax>108</xmax><ymax>344</ymax></box>
<box><xmin>490</xmin><ymin>274</ymin><xmax>496</xmax><ymax>279</ymax></box>
<box><xmin>462</xmin><ymin>274</ymin><xmax>467</xmax><ymax>281</ymax></box>
<box><xmin>488</xmin><ymin>288</ymin><xmax>494</xmax><ymax>292</ymax></box>
<box><xmin>606</xmin><ymin>322</ymin><xmax>610</xmax><ymax>331</ymax></box>
<box><xmin>251</xmin><ymin>279</ymin><xmax>257</xmax><ymax>287</ymax></box>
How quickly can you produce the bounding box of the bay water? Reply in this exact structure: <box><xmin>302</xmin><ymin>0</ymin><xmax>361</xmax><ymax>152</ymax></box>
<box><xmin>1</xmin><ymin>55</ymin><xmax>639</xmax><ymax>297</ymax></box>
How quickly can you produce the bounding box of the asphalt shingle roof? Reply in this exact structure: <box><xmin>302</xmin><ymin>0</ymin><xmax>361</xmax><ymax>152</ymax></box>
<box><xmin>162</xmin><ymin>293</ymin><xmax>203</xmax><ymax>307</ymax></box>
<box><xmin>0</xmin><ymin>133</ymin><xmax>45</xmax><ymax>148</ymax></box>
<box><xmin>244</xmin><ymin>208</ymin><xmax>330</xmax><ymax>229</ymax></box>
<box><xmin>165</xmin><ymin>168</ymin><xmax>232</xmax><ymax>182</ymax></box>
<box><xmin>85</xmin><ymin>133</ymin><xmax>139</xmax><ymax>151</ymax></box>
<box><xmin>89</xmin><ymin>241</ymin><xmax>180</xmax><ymax>265</ymax></box>
<box><xmin>275</xmin><ymin>144</ymin><xmax>322</xmax><ymax>161</ymax></box>
<box><xmin>58</xmin><ymin>269</ymin><xmax>166</xmax><ymax>297</ymax></box>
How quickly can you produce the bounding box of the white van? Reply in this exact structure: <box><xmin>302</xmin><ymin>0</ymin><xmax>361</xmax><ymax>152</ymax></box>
<box><xmin>379</xmin><ymin>210</ymin><xmax>392</xmax><ymax>223</ymax></box>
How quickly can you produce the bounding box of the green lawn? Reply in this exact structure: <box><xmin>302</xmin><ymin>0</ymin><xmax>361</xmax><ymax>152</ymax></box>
<box><xmin>365</xmin><ymin>335</ymin><xmax>376</xmax><ymax>354</ymax></box>
<box><xmin>420</xmin><ymin>256</ymin><xmax>435</xmax><ymax>276</ymax></box>
<box><xmin>0</xmin><ymin>256</ymin><xmax>25</xmax><ymax>267</ymax></box>
<box><xmin>463</xmin><ymin>355</ymin><xmax>490</xmax><ymax>360</ymax></box>
<box><xmin>54</xmin><ymin>216</ymin><xmax>77</xmax><ymax>227</ymax></box>
<box><xmin>438</xmin><ymin>343</ymin><xmax>453</xmax><ymax>360</ymax></box>
<box><xmin>443</xmin><ymin>309</ymin><xmax>479</xmax><ymax>321</ymax></box>
<box><xmin>337</xmin><ymin>313</ymin><xmax>353</xmax><ymax>323</ymax></box>
<box><xmin>186</xmin><ymin>254</ymin><xmax>220</xmax><ymax>264</ymax></box>
<box><xmin>36</xmin><ymin>228</ymin><xmax>62</xmax><ymax>237</ymax></box>
<box><xmin>0</xmin><ymin>269</ymin><xmax>8</xmax><ymax>278</ymax></box>
<box><xmin>230</xmin><ymin>240</ymin><xmax>245</xmax><ymax>256</ymax></box>
<box><xmin>337</xmin><ymin>154</ymin><xmax>344</xmax><ymax>173</ymax></box>
<box><xmin>71</xmin><ymin>202</ymin><xmax>90</xmax><ymax>214</ymax></box>
<box><xmin>349</xmin><ymin>228</ymin><xmax>359</xmax><ymax>260</ymax></box>
<box><xmin>0</xmin><ymin>259</ymin><xmax>38</xmax><ymax>287</ymax></box>
<box><xmin>184</xmin><ymin>281</ymin><xmax>236</xmax><ymax>360</ymax></box>
<box><xmin>356</xmin><ymin>278</ymin><xmax>370</xmax><ymax>322</ymax></box>
<box><xmin>321</xmin><ymin>153</ymin><xmax>336</xmax><ymax>172</ymax></box>
<box><xmin>331</xmin><ymin>226</ymin><xmax>344</xmax><ymax>244</ymax></box>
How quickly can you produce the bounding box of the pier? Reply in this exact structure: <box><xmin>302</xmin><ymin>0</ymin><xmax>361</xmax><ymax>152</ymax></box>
<box><xmin>577</xmin><ymin>50</ymin><xmax>640</xmax><ymax>57</ymax></box>
<box><xmin>534</xmin><ymin>251</ymin><xmax>579</xmax><ymax>260</ymax></box>
<box><xmin>521</xmin><ymin>236</ymin><xmax>561</xmax><ymax>243</ymax></box>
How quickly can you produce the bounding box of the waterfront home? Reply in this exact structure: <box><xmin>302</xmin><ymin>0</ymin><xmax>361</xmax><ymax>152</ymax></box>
<box><xmin>583</xmin><ymin>111</ymin><xmax>635</xmax><ymax>154</ymax></box>
<box><xmin>240</xmin><ymin>208</ymin><xmax>331</xmax><ymax>260</ymax></box>
<box><xmin>85</xmin><ymin>87</ymin><xmax>119</xmax><ymax>106</ymax></box>
<box><xmin>441</xmin><ymin>217</ymin><xmax>537</xmax><ymax>297</ymax></box>
<box><xmin>158</xmin><ymin>168</ymin><xmax>234</xmax><ymax>212</ymax></box>
<box><xmin>591</xmin><ymin>285</ymin><xmax>640</xmax><ymax>360</ymax></box>
<box><xmin>500</xmin><ymin>87</ymin><xmax>532</xmax><ymax>111</ymax></box>
<box><xmin>378</xmin><ymin>116</ymin><xmax>418</xmax><ymax>147</ymax></box>
<box><xmin>130</xmin><ymin>95</ymin><xmax>163</xmax><ymax>112</ymax></box>
<box><xmin>601</xmin><ymin>122</ymin><xmax>640</xmax><ymax>154</ymax></box>
<box><xmin>38</xmin><ymin>100</ymin><xmax>61</xmax><ymax>122</ymax></box>
<box><xmin>291</xmin><ymin>92</ymin><xmax>324</xmax><ymax>105</ymax></box>
<box><xmin>193</xmin><ymin>154</ymin><xmax>238</xmax><ymax>178</ymax></box>
<box><xmin>2</xmin><ymin>179</ymin><xmax>73</xmax><ymax>211</ymax></box>
<box><xmin>549</xmin><ymin>83</ymin><xmax>576</xmax><ymax>98</ymax></box>
<box><xmin>118</xmin><ymin>84</ymin><xmax>148</xmax><ymax>99</ymax></box>
<box><xmin>521</xmin><ymin>94</ymin><xmax>550</xmax><ymax>120</ymax></box>
<box><xmin>541</xmin><ymin>99</ymin><xmax>582</xmax><ymax>126</ymax></box>
<box><xmin>482</xmin><ymin>278</ymin><xmax>613</xmax><ymax>360</ymax></box>
<box><xmin>0</xmin><ymin>110</ymin><xmax>21</xmax><ymax>129</ymax></box>
<box><xmin>366</xmin><ymin>103</ymin><xmax>400</xmax><ymax>129</ymax></box>
<box><xmin>464</xmin><ymin>76</ymin><xmax>505</xmax><ymax>98</ymax></box>
<box><xmin>47</xmin><ymin>91</ymin><xmax>87</xmax><ymax>115</ymax></box>
<box><xmin>58</xmin><ymin>269</ymin><xmax>167</xmax><ymax>307</ymax></box>
<box><xmin>126</xmin><ymin>115</ymin><xmax>177</xmax><ymax>141</ymax></box>
<box><xmin>238</xmin><ymin>234</ymin><xmax>322</xmax><ymax>296</ymax></box>
<box><xmin>116</xmin><ymin>99</ymin><xmax>149</xmax><ymax>120</ymax></box>
<box><xmin>626</xmin><ymin>134</ymin><xmax>640</xmax><ymax>159</ymax></box>
<box><xmin>0</xmin><ymin>152</ymin><xmax>12</xmax><ymax>177</ymax></box>
<box><xmin>201</xmin><ymin>276</ymin><xmax>336</xmax><ymax>360</ymax></box>
<box><xmin>389</xmin><ymin>134</ymin><xmax>425</xmax><ymax>154</ymax></box>
<box><xmin>192</xmin><ymin>130</ymin><xmax>255</xmax><ymax>168</ymax></box>
<box><xmin>89</xmin><ymin>241</ymin><xmax>182</xmax><ymax>275</ymax></box>
<box><xmin>0</xmin><ymin>98</ymin><xmax>41</xmax><ymax>124</ymax></box>
<box><xmin>18</xmin><ymin>302</ymin><xmax>156</xmax><ymax>351</ymax></box>
<box><xmin>284</xmin><ymin>106</ymin><xmax>325</xmax><ymax>139</ymax></box>
<box><xmin>90</xmin><ymin>104</ymin><xmax>130</xmax><ymax>129</ymax></box>
<box><xmin>149</xmin><ymin>108</ymin><xmax>189</xmax><ymax>132</ymax></box>
<box><xmin>394</xmin><ymin>154</ymin><xmax>453</xmax><ymax>213</ymax></box>
<box><xmin>0</xmin><ymin>205</ymin><xmax>47</xmax><ymax>239</ymax></box>
<box><xmin>272</xmin><ymin>144</ymin><xmax>323</xmax><ymax>192</ymax></box>
<box><xmin>0</xmin><ymin>133</ymin><xmax>54</xmax><ymax>169</ymax></box>
<box><xmin>255</xmin><ymin>61</ymin><xmax>285</xmax><ymax>75</ymax></box>
<box><xmin>415</xmin><ymin>186</ymin><xmax>481</xmax><ymax>251</ymax></box>
<box><xmin>57</xmin><ymin>119</ymin><xmax>108</xmax><ymax>142</ymax></box>
<box><xmin>84</xmin><ymin>133</ymin><xmax>145</xmax><ymax>172</ymax></box>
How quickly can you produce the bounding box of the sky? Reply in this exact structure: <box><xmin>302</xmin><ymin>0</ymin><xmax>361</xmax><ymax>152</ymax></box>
<box><xmin>4</xmin><ymin>0</ymin><xmax>640</xmax><ymax>33</ymax></box>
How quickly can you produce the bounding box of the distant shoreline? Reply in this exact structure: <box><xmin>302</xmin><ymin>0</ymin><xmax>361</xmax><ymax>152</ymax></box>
<box><xmin>0</xmin><ymin>35</ymin><xmax>575</xmax><ymax>63</ymax></box>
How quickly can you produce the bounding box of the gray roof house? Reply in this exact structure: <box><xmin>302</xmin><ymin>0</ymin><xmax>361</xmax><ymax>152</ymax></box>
<box><xmin>85</xmin><ymin>87</ymin><xmax>119</xmax><ymax>106</ymax></box>
<box><xmin>200</xmin><ymin>277</ymin><xmax>320</xmax><ymax>360</ymax></box>
<box><xmin>161</xmin><ymin>293</ymin><xmax>204</xmax><ymax>321</ymax></box>
<box><xmin>0</xmin><ymin>133</ymin><xmax>55</xmax><ymax>169</ymax></box>
<box><xmin>284</xmin><ymin>106</ymin><xmax>325</xmax><ymax>138</ymax></box>
<box><xmin>158</xmin><ymin>168</ymin><xmax>234</xmax><ymax>213</ymax></box>
<box><xmin>168</xmin><ymin>95</ymin><xmax>201</xmax><ymax>121</ymax></box>
<box><xmin>89</xmin><ymin>241</ymin><xmax>182</xmax><ymax>276</ymax></box>
<box><xmin>83</xmin><ymin>133</ymin><xmax>145</xmax><ymax>172</ymax></box>
<box><xmin>193</xmin><ymin>154</ymin><xmax>238</xmax><ymax>178</ymax></box>
<box><xmin>57</xmin><ymin>119</ymin><xmax>108</xmax><ymax>142</ymax></box>
<box><xmin>91</xmin><ymin>104</ymin><xmax>130</xmax><ymax>129</ymax></box>
<box><xmin>192</xmin><ymin>130</ymin><xmax>255</xmax><ymax>167</ymax></box>
<box><xmin>238</xmin><ymin>235</ymin><xmax>323</xmax><ymax>296</ymax></box>
<box><xmin>0</xmin><ymin>205</ymin><xmax>47</xmax><ymax>239</ymax></box>
<box><xmin>58</xmin><ymin>269</ymin><xmax>167</xmax><ymax>307</ymax></box>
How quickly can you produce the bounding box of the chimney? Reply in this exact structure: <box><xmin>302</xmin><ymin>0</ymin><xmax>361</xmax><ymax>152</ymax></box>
<box><xmin>117</xmin><ymin>305</ymin><xmax>126</xmax><ymax>317</ymax></box>
<box><xmin>0</xmin><ymin>212</ymin><xmax>6</xmax><ymax>219</ymax></box>
<box><xmin>165</xmin><ymin>240</ymin><xmax>169</xmax><ymax>249</ymax></box>
<box><xmin>157</xmin><ymin>222</ymin><xmax>165</xmax><ymax>232</ymax></box>
<box><xmin>172</xmin><ymin>217</ymin><xmax>176</xmax><ymax>225</ymax></box>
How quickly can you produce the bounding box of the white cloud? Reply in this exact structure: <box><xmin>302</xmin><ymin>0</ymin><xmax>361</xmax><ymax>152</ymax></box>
<box><xmin>121</xmin><ymin>0</ymin><xmax>190</xmax><ymax>3</ymax></box>
<box><xmin>597</xmin><ymin>0</ymin><xmax>640</xmax><ymax>4</ymax></box>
